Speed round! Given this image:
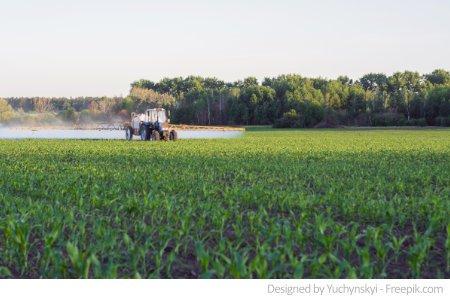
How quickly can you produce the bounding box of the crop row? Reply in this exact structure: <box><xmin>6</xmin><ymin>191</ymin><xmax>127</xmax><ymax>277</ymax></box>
<box><xmin>0</xmin><ymin>129</ymin><xmax>449</xmax><ymax>278</ymax></box>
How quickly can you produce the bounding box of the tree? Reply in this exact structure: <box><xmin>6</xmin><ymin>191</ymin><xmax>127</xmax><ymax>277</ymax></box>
<box><xmin>62</xmin><ymin>106</ymin><xmax>77</xmax><ymax>123</ymax></box>
<box><xmin>388</xmin><ymin>71</ymin><xmax>425</xmax><ymax>120</ymax></box>
<box><xmin>131</xmin><ymin>79</ymin><xmax>156</xmax><ymax>90</ymax></box>
<box><xmin>97</xmin><ymin>97</ymin><xmax>117</xmax><ymax>121</ymax></box>
<box><xmin>0</xmin><ymin>98</ymin><xmax>14</xmax><ymax>123</ymax></box>
<box><xmin>368</xmin><ymin>90</ymin><xmax>390</xmax><ymax>113</ymax></box>
<box><xmin>337</xmin><ymin>76</ymin><xmax>353</xmax><ymax>85</ymax></box>
<box><xmin>322</xmin><ymin>80</ymin><xmax>349</xmax><ymax>109</ymax></box>
<box><xmin>424</xmin><ymin>87</ymin><xmax>450</xmax><ymax>123</ymax></box>
<box><xmin>3</xmin><ymin>70</ymin><xmax>449</xmax><ymax>128</ymax></box>
<box><xmin>424</xmin><ymin>69</ymin><xmax>450</xmax><ymax>86</ymax></box>
<box><xmin>129</xmin><ymin>87</ymin><xmax>175</xmax><ymax>111</ymax></box>
<box><xmin>359</xmin><ymin>73</ymin><xmax>388</xmax><ymax>91</ymax></box>
<box><xmin>263</xmin><ymin>74</ymin><xmax>324</xmax><ymax>121</ymax></box>
<box><xmin>33</xmin><ymin>98</ymin><xmax>53</xmax><ymax>113</ymax></box>
<box><xmin>346</xmin><ymin>84</ymin><xmax>368</xmax><ymax>116</ymax></box>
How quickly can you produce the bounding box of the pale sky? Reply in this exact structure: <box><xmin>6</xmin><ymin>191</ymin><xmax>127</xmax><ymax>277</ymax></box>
<box><xmin>1</xmin><ymin>0</ymin><xmax>449</xmax><ymax>97</ymax></box>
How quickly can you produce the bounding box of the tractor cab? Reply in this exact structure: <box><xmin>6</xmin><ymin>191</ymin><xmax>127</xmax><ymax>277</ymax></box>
<box><xmin>146</xmin><ymin>108</ymin><xmax>168</xmax><ymax>124</ymax></box>
<box><xmin>126</xmin><ymin>108</ymin><xmax>177</xmax><ymax>141</ymax></box>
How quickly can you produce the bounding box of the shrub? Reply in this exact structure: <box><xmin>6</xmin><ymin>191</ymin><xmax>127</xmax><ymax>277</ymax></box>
<box><xmin>60</xmin><ymin>107</ymin><xmax>78</xmax><ymax>123</ymax></box>
<box><xmin>274</xmin><ymin>109</ymin><xmax>300</xmax><ymax>128</ymax></box>
<box><xmin>314</xmin><ymin>110</ymin><xmax>347</xmax><ymax>128</ymax></box>
<box><xmin>404</xmin><ymin>118</ymin><xmax>427</xmax><ymax>127</ymax></box>
<box><xmin>435</xmin><ymin>116</ymin><xmax>450</xmax><ymax>127</ymax></box>
<box><xmin>298</xmin><ymin>103</ymin><xmax>324</xmax><ymax>127</ymax></box>
<box><xmin>354</xmin><ymin>113</ymin><xmax>371</xmax><ymax>126</ymax></box>
<box><xmin>371</xmin><ymin>113</ymin><xmax>406</xmax><ymax>126</ymax></box>
<box><xmin>274</xmin><ymin>101</ymin><xmax>325</xmax><ymax>129</ymax></box>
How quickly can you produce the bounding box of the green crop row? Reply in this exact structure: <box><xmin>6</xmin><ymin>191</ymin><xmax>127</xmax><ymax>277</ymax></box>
<box><xmin>0</xmin><ymin>129</ymin><xmax>449</xmax><ymax>278</ymax></box>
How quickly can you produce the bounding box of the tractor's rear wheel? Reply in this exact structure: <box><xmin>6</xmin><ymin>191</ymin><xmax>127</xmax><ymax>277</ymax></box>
<box><xmin>140</xmin><ymin>127</ymin><xmax>149</xmax><ymax>141</ymax></box>
<box><xmin>125</xmin><ymin>127</ymin><xmax>133</xmax><ymax>141</ymax></box>
<box><xmin>152</xmin><ymin>130</ymin><xmax>160</xmax><ymax>141</ymax></box>
<box><xmin>162</xmin><ymin>130</ymin><xmax>169</xmax><ymax>141</ymax></box>
<box><xmin>169</xmin><ymin>130</ymin><xmax>178</xmax><ymax>141</ymax></box>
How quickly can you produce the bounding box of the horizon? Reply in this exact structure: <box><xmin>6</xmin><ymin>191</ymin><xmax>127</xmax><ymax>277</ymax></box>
<box><xmin>1</xmin><ymin>0</ymin><xmax>450</xmax><ymax>97</ymax></box>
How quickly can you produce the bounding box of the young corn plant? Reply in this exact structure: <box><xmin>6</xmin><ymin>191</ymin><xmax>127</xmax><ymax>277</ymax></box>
<box><xmin>0</xmin><ymin>129</ymin><xmax>448</xmax><ymax>278</ymax></box>
<box><xmin>65</xmin><ymin>242</ymin><xmax>99</xmax><ymax>279</ymax></box>
<box><xmin>446</xmin><ymin>224</ymin><xmax>450</xmax><ymax>274</ymax></box>
<box><xmin>4</xmin><ymin>219</ymin><xmax>31</xmax><ymax>275</ymax></box>
<box><xmin>407</xmin><ymin>227</ymin><xmax>433</xmax><ymax>278</ymax></box>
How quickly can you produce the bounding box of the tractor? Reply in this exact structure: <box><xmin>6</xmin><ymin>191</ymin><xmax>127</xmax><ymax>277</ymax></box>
<box><xmin>125</xmin><ymin>108</ymin><xmax>178</xmax><ymax>141</ymax></box>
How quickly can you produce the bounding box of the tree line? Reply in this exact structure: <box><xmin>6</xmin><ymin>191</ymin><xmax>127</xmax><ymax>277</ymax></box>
<box><xmin>1</xmin><ymin>96</ymin><xmax>126</xmax><ymax>125</ymax></box>
<box><xmin>131</xmin><ymin>69</ymin><xmax>450</xmax><ymax>127</ymax></box>
<box><xmin>1</xmin><ymin>69</ymin><xmax>450</xmax><ymax>127</ymax></box>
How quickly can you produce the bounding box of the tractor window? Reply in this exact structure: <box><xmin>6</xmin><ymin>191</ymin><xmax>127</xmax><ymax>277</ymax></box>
<box><xmin>147</xmin><ymin>110</ymin><xmax>157</xmax><ymax>122</ymax></box>
<box><xmin>157</xmin><ymin>111</ymin><xmax>167</xmax><ymax>123</ymax></box>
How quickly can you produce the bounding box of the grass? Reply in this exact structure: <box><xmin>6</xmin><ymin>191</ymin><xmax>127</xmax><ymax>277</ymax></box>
<box><xmin>0</xmin><ymin>129</ymin><xmax>449</xmax><ymax>278</ymax></box>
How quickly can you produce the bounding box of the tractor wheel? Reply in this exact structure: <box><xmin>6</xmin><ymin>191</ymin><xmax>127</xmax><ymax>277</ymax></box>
<box><xmin>162</xmin><ymin>130</ymin><xmax>169</xmax><ymax>141</ymax></box>
<box><xmin>152</xmin><ymin>130</ymin><xmax>160</xmax><ymax>141</ymax></box>
<box><xmin>169</xmin><ymin>130</ymin><xmax>178</xmax><ymax>141</ymax></box>
<box><xmin>140</xmin><ymin>126</ymin><xmax>149</xmax><ymax>141</ymax></box>
<box><xmin>125</xmin><ymin>127</ymin><xmax>133</xmax><ymax>141</ymax></box>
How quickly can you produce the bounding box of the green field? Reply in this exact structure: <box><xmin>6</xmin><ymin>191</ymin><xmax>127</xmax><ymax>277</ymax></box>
<box><xmin>0</xmin><ymin>129</ymin><xmax>449</xmax><ymax>278</ymax></box>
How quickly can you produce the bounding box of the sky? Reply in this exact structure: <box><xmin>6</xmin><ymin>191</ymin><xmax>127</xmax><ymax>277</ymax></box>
<box><xmin>1</xmin><ymin>0</ymin><xmax>450</xmax><ymax>97</ymax></box>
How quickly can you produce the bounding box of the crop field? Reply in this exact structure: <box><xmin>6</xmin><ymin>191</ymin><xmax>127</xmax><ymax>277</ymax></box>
<box><xmin>0</xmin><ymin>129</ymin><xmax>449</xmax><ymax>278</ymax></box>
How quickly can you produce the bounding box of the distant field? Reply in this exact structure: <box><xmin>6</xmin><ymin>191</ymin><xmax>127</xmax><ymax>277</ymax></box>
<box><xmin>0</xmin><ymin>129</ymin><xmax>449</xmax><ymax>278</ymax></box>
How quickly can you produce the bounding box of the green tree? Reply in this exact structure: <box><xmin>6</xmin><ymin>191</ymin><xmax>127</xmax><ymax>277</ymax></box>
<box><xmin>322</xmin><ymin>80</ymin><xmax>349</xmax><ymax>109</ymax></box>
<box><xmin>424</xmin><ymin>69</ymin><xmax>450</xmax><ymax>86</ymax></box>
<box><xmin>129</xmin><ymin>87</ymin><xmax>175</xmax><ymax>111</ymax></box>
<box><xmin>388</xmin><ymin>71</ymin><xmax>425</xmax><ymax>120</ymax></box>
<box><xmin>123</xmin><ymin>71</ymin><xmax>450</xmax><ymax>128</ymax></box>
<box><xmin>368</xmin><ymin>90</ymin><xmax>389</xmax><ymax>113</ymax></box>
<box><xmin>359</xmin><ymin>73</ymin><xmax>388</xmax><ymax>91</ymax></box>
<box><xmin>0</xmin><ymin>98</ymin><xmax>14</xmax><ymax>123</ymax></box>
<box><xmin>62</xmin><ymin>106</ymin><xmax>77</xmax><ymax>123</ymax></box>
<box><xmin>346</xmin><ymin>84</ymin><xmax>369</xmax><ymax>116</ymax></box>
<box><xmin>424</xmin><ymin>87</ymin><xmax>450</xmax><ymax>123</ymax></box>
<box><xmin>130</xmin><ymin>79</ymin><xmax>156</xmax><ymax>90</ymax></box>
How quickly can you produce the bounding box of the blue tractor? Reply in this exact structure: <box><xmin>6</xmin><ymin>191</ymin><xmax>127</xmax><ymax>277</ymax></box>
<box><xmin>125</xmin><ymin>108</ymin><xmax>178</xmax><ymax>141</ymax></box>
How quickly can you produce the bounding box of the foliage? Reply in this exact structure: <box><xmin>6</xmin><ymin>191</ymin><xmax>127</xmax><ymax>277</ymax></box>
<box><xmin>0</xmin><ymin>98</ymin><xmax>14</xmax><ymax>123</ymax></box>
<box><xmin>424</xmin><ymin>87</ymin><xmax>450</xmax><ymax>124</ymax></box>
<box><xmin>3</xmin><ymin>69</ymin><xmax>450</xmax><ymax>127</ymax></box>
<box><xmin>371</xmin><ymin>113</ymin><xmax>406</xmax><ymax>127</ymax></box>
<box><xmin>359</xmin><ymin>73</ymin><xmax>388</xmax><ymax>91</ymax></box>
<box><xmin>424</xmin><ymin>69</ymin><xmax>450</xmax><ymax>86</ymax></box>
<box><xmin>129</xmin><ymin>87</ymin><xmax>175</xmax><ymax>111</ymax></box>
<box><xmin>274</xmin><ymin>109</ymin><xmax>300</xmax><ymax>128</ymax></box>
<box><xmin>32</xmin><ymin>98</ymin><xmax>53</xmax><ymax>113</ymax></box>
<box><xmin>61</xmin><ymin>107</ymin><xmax>77</xmax><ymax>123</ymax></box>
<box><xmin>0</xmin><ymin>129</ymin><xmax>449</xmax><ymax>278</ymax></box>
<box><xmin>128</xmin><ymin>70</ymin><xmax>450</xmax><ymax>127</ymax></box>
